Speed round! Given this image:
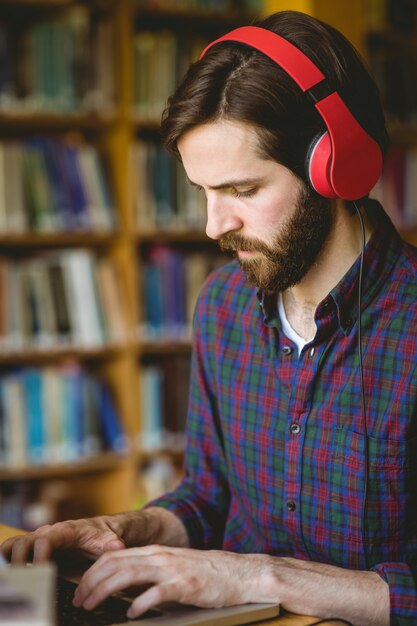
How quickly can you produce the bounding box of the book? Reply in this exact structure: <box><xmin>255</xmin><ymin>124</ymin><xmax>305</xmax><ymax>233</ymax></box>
<box><xmin>4</xmin><ymin>143</ymin><xmax>27</xmax><ymax>233</ymax></box>
<box><xmin>0</xmin><ymin>144</ymin><xmax>7</xmax><ymax>233</ymax></box>
<box><xmin>80</xmin><ymin>374</ymin><xmax>102</xmax><ymax>457</ymax></box>
<box><xmin>39</xmin><ymin>138</ymin><xmax>73</xmax><ymax>231</ymax></box>
<box><xmin>46</xmin><ymin>256</ymin><xmax>73</xmax><ymax>343</ymax></box>
<box><xmin>77</xmin><ymin>144</ymin><xmax>115</xmax><ymax>231</ymax></box>
<box><xmin>60</xmin><ymin>363</ymin><xmax>85</xmax><ymax>460</ymax></box>
<box><xmin>0</xmin><ymin>380</ymin><xmax>6</xmax><ymax>465</ymax></box>
<box><xmin>141</xmin><ymin>245</ymin><xmax>223</xmax><ymax>339</ymax></box>
<box><xmin>5</xmin><ymin>5</ymin><xmax>115</xmax><ymax>114</ymax></box>
<box><xmin>0</xmin><ymin>257</ymin><xmax>7</xmax><ymax>348</ymax></box>
<box><xmin>60</xmin><ymin>249</ymin><xmax>104</xmax><ymax>346</ymax></box>
<box><xmin>24</xmin><ymin>259</ymin><xmax>57</xmax><ymax>347</ymax></box>
<box><xmin>139</xmin><ymin>355</ymin><xmax>190</xmax><ymax>453</ymax></box>
<box><xmin>0</xmin><ymin>364</ymin><xmax>126</xmax><ymax>467</ymax></box>
<box><xmin>22</xmin><ymin>141</ymin><xmax>55</xmax><ymax>232</ymax></box>
<box><xmin>42</xmin><ymin>367</ymin><xmax>65</xmax><ymax>463</ymax></box>
<box><xmin>94</xmin><ymin>256</ymin><xmax>127</xmax><ymax>342</ymax></box>
<box><xmin>22</xmin><ymin>368</ymin><xmax>46</xmax><ymax>464</ymax></box>
<box><xmin>140</xmin><ymin>365</ymin><xmax>164</xmax><ymax>451</ymax></box>
<box><xmin>1</xmin><ymin>373</ymin><xmax>27</xmax><ymax>467</ymax></box>
<box><xmin>96</xmin><ymin>383</ymin><xmax>127</xmax><ymax>453</ymax></box>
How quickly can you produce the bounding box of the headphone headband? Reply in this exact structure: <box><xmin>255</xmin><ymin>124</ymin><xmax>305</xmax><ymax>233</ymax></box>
<box><xmin>201</xmin><ymin>26</ymin><xmax>325</xmax><ymax>92</ymax></box>
<box><xmin>199</xmin><ymin>26</ymin><xmax>383</xmax><ymax>201</ymax></box>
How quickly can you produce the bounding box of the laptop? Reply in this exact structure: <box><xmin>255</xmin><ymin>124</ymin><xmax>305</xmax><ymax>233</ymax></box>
<box><xmin>2</xmin><ymin>561</ymin><xmax>280</xmax><ymax>626</ymax></box>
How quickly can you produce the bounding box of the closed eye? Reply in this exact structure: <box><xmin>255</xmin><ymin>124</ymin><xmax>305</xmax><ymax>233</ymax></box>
<box><xmin>231</xmin><ymin>187</ymin><xmax>257</xmax><ymax>199</ymax></box>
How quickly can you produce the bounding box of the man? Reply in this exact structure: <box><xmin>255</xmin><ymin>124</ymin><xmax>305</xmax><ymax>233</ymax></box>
<box><xmin>2</xmin><ymin>10</ymin><xmax>417</xmax><ymax>626</ymax></box>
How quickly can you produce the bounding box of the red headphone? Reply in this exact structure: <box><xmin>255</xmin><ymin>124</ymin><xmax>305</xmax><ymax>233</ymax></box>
<box><xmin>200</xmin><ymin>26</ymin><xmax>383</xmax><ymax>201</ymax></box>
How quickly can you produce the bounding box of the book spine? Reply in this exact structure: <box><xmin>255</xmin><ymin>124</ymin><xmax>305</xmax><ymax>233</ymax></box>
<box><xmin>0</xmin><ymin>365</ymin><xmax>126</xmax><ymax>466</ymax></box>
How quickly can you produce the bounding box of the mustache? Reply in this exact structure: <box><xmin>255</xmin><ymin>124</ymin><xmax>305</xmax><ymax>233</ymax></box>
<box><xmin>219</xmin><ymin>233</ymin><xmax>272</xmax><ymax>256</ymax></box>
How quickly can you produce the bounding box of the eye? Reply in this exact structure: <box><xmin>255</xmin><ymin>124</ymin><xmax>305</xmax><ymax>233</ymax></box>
<box><xmin>231</xmin><ymin>187</ymin><xmax>257</xmax><ymax>199</ymax></box>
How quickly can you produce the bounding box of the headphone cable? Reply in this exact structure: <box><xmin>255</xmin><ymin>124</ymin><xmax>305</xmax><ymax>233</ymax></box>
<box><xmin>352</xmin><ymin>200</ymin><xmax>370</xmax><ymax>572</ymax></box>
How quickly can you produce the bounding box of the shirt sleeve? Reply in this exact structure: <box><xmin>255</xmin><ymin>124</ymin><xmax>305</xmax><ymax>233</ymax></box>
<box><xmin>372</xmin><ymin>562</ymin><xmax>417</xmax><ymax>625</ymax></box>
<box><xmin>145</xmin><ymin>278</ymin><xmax>231</xmax><ymax>549</ymax></box>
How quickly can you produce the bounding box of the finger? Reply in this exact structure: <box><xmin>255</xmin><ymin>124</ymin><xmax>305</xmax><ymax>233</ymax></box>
<box><xmin>73</xmin><ymin>554</ymin><xmax>130</xmax><ymax>605</ymax></box>
<box><xmin>102</xmin><ymin>539</ymin><xmax>125</xmax><ymax>552</ymax></box>
<box><xmin>32</xmin><ymin>536</ymin><xmax>55</xmax><ymax>563</ymax></box>
<box><xmin>0</xmin><ymin>536</ymin><xmax>19</xmax><ymax>561</ymax></box>
<box><xmin>9</xmin><ymin>535</ymin><xmax>38</xmax><ymax>564</ymax></box>
<box><xmin>75</xmin><ymin>565</ymin><xmax>162</xmax><ymax>610</ymax></box>
<box><xmin>74</xmin><ymin>560</ymin><xmax>166</xmax><ymax>608</ymax></box>
<box><xmin>127</xmin><ymin>581</ymin><xmax>182</xmax><ymax>619</ymax></box>
<box><xmin>31</xmin><ymin>524</ymin><xmax>80</xmax><ymax>563</ymax></box>
<box><xmin>77</xmin><ymin>571</ymin><xmax>137</xmax><ymax>610</ymax></box>
<box><xmin>4</xmin><ymin>524</ymin><xmax>76</xmax><ymax>564</ymax></box>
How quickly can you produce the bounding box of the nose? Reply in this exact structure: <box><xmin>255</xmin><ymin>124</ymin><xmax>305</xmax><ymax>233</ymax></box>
<box><xmin>205</xmin><ymin>193</ymin><xmax>243</xmax><ymax>240</ymax></box>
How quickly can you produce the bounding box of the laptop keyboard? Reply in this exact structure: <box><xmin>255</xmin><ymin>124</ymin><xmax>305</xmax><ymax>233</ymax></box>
<box><xmin>56</xmin><ymin>577</ymin><xmax>162</xmax><ymax>625</ymax></box>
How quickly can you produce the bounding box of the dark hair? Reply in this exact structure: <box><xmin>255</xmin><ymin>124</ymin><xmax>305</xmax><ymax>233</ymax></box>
<box><xmin>161</xmin><ymin>10</ymin><xmax>389</xmax><ymax>184</ymax></box>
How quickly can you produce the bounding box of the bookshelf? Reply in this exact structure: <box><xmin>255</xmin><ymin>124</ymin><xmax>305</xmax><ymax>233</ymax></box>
<box><xmin>0</xmin><ymin>0</ymin><xmax>257</xmax><ymax>529</ymax></box>
<box><xmin>0</xmin><ymin>0</ymin><xmax>135</xmax><ymax>528</ymax></box>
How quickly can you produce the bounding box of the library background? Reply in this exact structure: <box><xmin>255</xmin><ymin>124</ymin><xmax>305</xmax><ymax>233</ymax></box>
<box><xmin>0</xmin><ymin>0</ymin><xmax>415</xmax><ymax>530</ymax></box>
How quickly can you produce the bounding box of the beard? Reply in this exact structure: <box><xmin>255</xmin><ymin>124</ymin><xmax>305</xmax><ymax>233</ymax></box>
<box><xmin>218</xmin><ymin>185</ymin><xmax>333</xmax><ymax>293</ymax></box>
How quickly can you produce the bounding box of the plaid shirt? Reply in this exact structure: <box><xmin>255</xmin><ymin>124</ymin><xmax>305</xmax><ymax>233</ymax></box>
<box><xmin>151</xmin><ymin>205</ymin><xmax>417</xmax><ymax>625</ymax></box>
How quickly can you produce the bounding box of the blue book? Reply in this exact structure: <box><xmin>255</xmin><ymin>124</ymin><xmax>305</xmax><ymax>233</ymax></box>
<box><xmin>39</xmin><ymin>138</ymin><xmax>73</xmax><ymax>230</ymax></box>
<box><xmin>63</xmin><ymin>365</ymin><xmax>85</xmax><ymax>459</ymax></box>
<box><xmin>152</xmin><ymin>145</ymin><xmax>175</xmax><ymax>227</ymax></box>
<box><xmin>97</xmin><ymin>383</ymin><xmax>127</xmax><ymax>453</ymax></box>
<box><xmin>21</xmin><ymin>368</ymin><xmax>45</xmax><ymax>464</ymax></box>
<box><xmin>171</xmin><ymin>249</ymin><xmax>187</xmax><ymax>334</ymax></box>
<box><xmin>143</xmin><ymin>262</ymin><xmax>164</xmax><ymax>337</ymax></box>
<box><xmin>0</xmin><ymin>379</ymin><xmax>5</xmax><ymax>465</ymax></box>
<box><xmin>60</xmin><ymin>143</ymin><xmax>90</xmax><ymax>229</ymax></box>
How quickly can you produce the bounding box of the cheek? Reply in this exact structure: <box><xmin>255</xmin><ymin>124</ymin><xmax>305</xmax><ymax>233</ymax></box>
<box><xmin>251</xmin><ymin>197</ymin><xmax>290</xmax><ymax>235</ymax></box>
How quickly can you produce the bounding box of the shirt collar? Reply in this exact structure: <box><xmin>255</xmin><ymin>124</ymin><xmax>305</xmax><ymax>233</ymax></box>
<box><xmin>326</xmin><ymin>203</ymin><xmax>403</xmax><ymax>334</ymax></box>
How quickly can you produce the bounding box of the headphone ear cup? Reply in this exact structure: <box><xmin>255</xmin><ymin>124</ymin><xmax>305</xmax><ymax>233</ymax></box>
<box><xmin>306</xmin><ymin>132</ymin><xmax>337</xmax><ymax>199</ymax></box>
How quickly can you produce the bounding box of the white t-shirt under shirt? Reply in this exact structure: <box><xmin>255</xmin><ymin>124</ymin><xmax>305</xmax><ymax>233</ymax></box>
<box><xmin>277</xmin><ymin>292</ymin><xmax>314</xmax><ymax>356</ymax></box>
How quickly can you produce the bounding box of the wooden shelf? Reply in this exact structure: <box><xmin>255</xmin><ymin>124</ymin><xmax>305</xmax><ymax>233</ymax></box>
<box><xmin>133</xmin><ymin>4</ymin><xmax>260</xmax><ymax>28</ymax></box>
<box><xmin>0</xmin><ymin>340</ymin><xmax>133</xmax><ymax>365</ymax></box>
<box><xmin>0</xmin><ymin>451</ymin><xmax>130</xmax><ymax>482</ymax></box>
<box><xmin>139</xmin><ymin>339</ymin><xmax>192</xmax><ymax>356</ymax></box>
<box><xmin>0</xmin><ymin>0</ymin><xmax>74</xmax><ymax>7</ymax></box>
<box><xmin>0</xmin><ymin>231</ymin><xmax>120</xmax><ymax>249</ymax></box>
<box><xmin>0</xmin><ymin>111</ymin><xmax>119</xmax><ymax>132</ymax></box>
<box><xmin>139</xmin><ymin>447</ymin><xmax>184</xmax><ymax>465</ymax></box>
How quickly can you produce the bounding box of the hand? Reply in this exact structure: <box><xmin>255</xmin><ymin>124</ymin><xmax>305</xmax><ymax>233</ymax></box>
<box><xmin>73</xmin><ymin>545</ymin><xmax>276</xmax><ymax>618</ymax></box>
<box><xmin>0</xmin><ymin>516</ymin><xmax>127</xmax><ymax>564</ymax></box>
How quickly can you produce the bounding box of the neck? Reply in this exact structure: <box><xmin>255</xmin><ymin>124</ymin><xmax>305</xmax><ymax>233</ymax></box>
<box><xmin>282</xmin><ymin>201</ymin><xmax>372</xmax><ymax>340</ymax></box>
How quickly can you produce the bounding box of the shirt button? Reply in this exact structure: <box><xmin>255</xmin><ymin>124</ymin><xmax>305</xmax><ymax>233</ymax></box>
<box><xmin>286</xmin><ymin>500</ymin><xmax>296</xmax><ymax>512</ymax></box>
<box><xmin>290</xmin><ymin>423</ymin><xmax>301</xmax><ymax>435</ymax></box>
<box><xmin>309</xmin><ymin>347</ymin><xmax>315</xmax><ymax>358</ymax></box>
<box><xmin>282</xmin><ymin>345</ymin><xmax>293</xmax><ymax>355</ymax></box>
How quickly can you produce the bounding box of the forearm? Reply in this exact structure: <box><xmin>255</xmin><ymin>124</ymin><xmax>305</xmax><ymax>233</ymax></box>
<box><xmin>108</xmin><ymin>507</ymin><xmax>190</xmax><ymax>549</ymax></box>
<box><xmin>261</xmin><ymin>557</ymin><xmax>389</xmax><ymax>626</ymax></box>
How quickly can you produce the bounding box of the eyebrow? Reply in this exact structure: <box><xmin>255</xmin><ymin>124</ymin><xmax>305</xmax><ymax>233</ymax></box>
<box><xmin>186</xmin><ymin>176</ymin><xmax>264</xmax><ymax>190</ymax></box>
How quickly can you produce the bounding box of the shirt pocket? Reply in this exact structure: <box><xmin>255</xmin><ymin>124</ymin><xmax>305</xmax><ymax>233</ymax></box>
<box><xmin>330</xmin><ymin>427</ymin><xmax>415</xmax><ymax>562</ymax></box>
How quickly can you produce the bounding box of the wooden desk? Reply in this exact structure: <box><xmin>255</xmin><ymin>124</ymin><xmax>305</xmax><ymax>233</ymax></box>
<box><xmin>0</xmin><ymin>524</ymin><xmax>343</xmax><ymax>626</ymax></box>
